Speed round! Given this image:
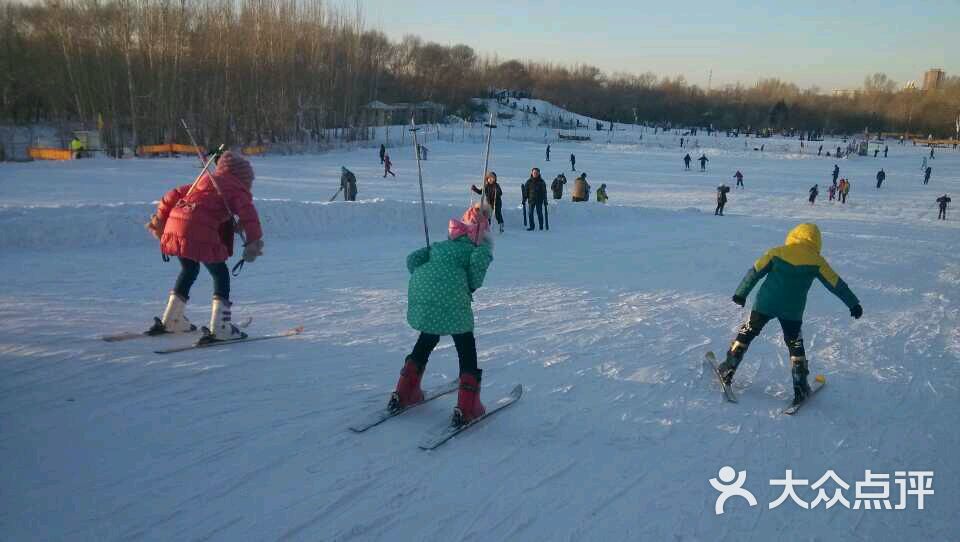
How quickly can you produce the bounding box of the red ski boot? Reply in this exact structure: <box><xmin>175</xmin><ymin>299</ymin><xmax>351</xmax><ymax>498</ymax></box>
<box><xmin>388</xmin><ymin>358</ymin><xmax>424</xmax><ymax>412</ymax></box>
<box><xmin>451</xmin><ymin>371</ymin><xmax>486</xmax><ymax>427</ymax></box>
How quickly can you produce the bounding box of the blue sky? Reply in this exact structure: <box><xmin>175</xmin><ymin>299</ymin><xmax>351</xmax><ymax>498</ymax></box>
<box><xmin>361</xmin><ymin>0</ymin><xmax>955</xmax><ymax>90</ymax></box>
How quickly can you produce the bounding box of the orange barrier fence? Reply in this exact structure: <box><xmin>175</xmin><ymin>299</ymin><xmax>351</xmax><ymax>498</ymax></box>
<box><xmin>28</xmin><ymin>147</ymin><xmax>73</xmax><ymax>161</ymax></box>
<box><xmin>137</xmin><ymin>143</ymin><xmax>204</xmax><ymax>156</ymax></box>
<box><xmin>241</xmin><ymin>145</ymin><xmax>267</xmax><ymax>156</ymax></box>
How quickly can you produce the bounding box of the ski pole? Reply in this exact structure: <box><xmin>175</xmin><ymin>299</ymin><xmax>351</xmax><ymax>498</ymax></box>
<box><xmin>478</xmin><ymin>112</ymin><xmax>497</xmax><ymax>206</ymax></box>
<box><xmin>410</xmin><ymin>118</ymin><xmax>431</xmax><ymax>248</ymax></box>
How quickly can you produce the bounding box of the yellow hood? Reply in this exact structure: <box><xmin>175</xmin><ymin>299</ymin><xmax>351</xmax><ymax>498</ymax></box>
<box><xmin>784</xmin><ymin>223</ymin><xmax>822</xmax><ymax>253</ymax></box>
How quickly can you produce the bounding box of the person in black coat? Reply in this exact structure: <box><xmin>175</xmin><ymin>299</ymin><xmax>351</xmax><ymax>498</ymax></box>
<box><xmin>715</xmin><ymin>184</ymin><xmax>730</xmax><ymax>215</ymax></box>
<box><xmin>937</xmin><ymin>194</ymin><xmax>951</xmax><ymax>220</ymax></box>
<box><xmin>340</xmin><ymin>167</ymin><xmax>358</xmax><ymax>201</ymax></box>
<box><xmin>832</xmin><ymin>164</ymin><xmax>840</xmax><ymax>183</ymax></box>
<box><xmin>551</xmin><ymin>173</ymin><xmax>567</xmax><ymax>200</ymax></box>
<box><xmin>570</xmin><ymin>153</ymin><xmax>576</xmax><ymax>171</ymax></box>
<box><xmin>546</xmin><ymin>144</ymin><xmax>551</xmax><ymax>162</ymax></box>
<box><xmin>698</xmin><ymin>154</ymin><xmax>709</xmax><ymax>171</ymax></box>
<box><xmin>809</xmin><ymin>184</ymin><xmax>819</xmax><ymax>205</ymax></box>
<box><xmin>924</xmin><ymin>166</ymin><xmax>932</xmax><ymax>185</ymax></box>
<box><xmin>471</xmin><ymin>171</ymin><xmax>504</xmax><ymax>232</ymax></box>
<box><xmin>876</xmin><ymin>169</ymin><xmax>886</xmax><ymax>189</ymax></box>
<box><xmin>524</xmin><ymin>167</ymin><xmax>548</xmax><ymax>231</ymax></box>
<box><xmin>683</xmin><ymin>153</ymin><xmax>692</xmax><ymax>170</ymax></box>
<box><xmin>379</xmin><ymin>144</ymin><xmax>386</xmax><ymax>164</ymax></box>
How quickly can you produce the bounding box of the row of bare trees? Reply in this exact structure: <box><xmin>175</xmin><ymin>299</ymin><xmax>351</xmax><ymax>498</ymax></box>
<box><xmin>2</xmin><ymin>0</ymin><xmax>959</xmax><ymax>155</ymax></box>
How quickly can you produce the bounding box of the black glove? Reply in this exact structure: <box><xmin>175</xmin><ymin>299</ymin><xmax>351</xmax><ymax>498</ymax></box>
<box><xmin>732</xmin><ymin>295</ymin><xmax>746</xmax><ymax>307</ymax></box>
<box><xmin>850</xmin><ymin>304</ymin><xmax>863</xmax><ymax>319</ymax></box>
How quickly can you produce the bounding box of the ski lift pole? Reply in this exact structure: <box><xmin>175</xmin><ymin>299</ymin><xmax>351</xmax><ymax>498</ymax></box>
<box><xmin>478</xmin><ymin>112</ymin><xmax>497</xmax><ymax>205</ymax></box>
<box><xmin>410</xmin><ymin>118</ymin><xmax>431</xmax><ymax>248</ymax></box>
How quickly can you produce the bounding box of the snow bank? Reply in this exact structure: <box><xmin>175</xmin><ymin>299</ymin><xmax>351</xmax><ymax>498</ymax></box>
<box><xmin>0</xmin><ymin>198</ymin><xmax>677</xmax><ymax>250</ymax></box>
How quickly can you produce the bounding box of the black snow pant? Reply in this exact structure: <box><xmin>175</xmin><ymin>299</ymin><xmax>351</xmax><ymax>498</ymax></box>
<box><xmin>494</xmin><ymin>201</ymin><xmax>503</xmax><ymax>226</ymax></box>
<box><xmin>939</xmin><ymin>207</ymin><xmax>947</xmax><ymax>220</ymax></box>
<box><xmin>840</xmin><ymin>193</ymin><xmax>847</xmax><ymax>204</ymax></box>
<box><xmin>715</xmin><ymin>201</ymin><xmax>726</xmax><ymax>215</ymax></box>
<box><xmin>175</xmin><ymin>258</ymin><xmax>230</xmax><ymax>300</ymax></box>
<box><xmin>735</xmin><ymin>311</ymin><xmax>805</xmax><ymax>358</ymax></box>
<box><xmin>409</xmin><ymin>332</ymin><xmax>479</xmax><ymax>377</ymax></box>
<box><xmin>736</xmin><ymin>179</ymin><xmax>743</xmax><ymax>188</ymax></box>
<box><xmin>528</xmin><ymin>200</ymin><xmax>544</xmax><ymax>229</ymax></box>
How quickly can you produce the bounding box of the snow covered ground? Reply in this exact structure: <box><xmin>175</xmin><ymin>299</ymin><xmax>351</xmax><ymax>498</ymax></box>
<box><xmin>1</xmin><ymin>129</ymin><xmax>958</xmax><ymax>541</ymax></box>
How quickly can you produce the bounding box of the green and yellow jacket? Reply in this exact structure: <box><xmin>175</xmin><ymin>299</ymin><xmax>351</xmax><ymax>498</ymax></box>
<box><xmin>735</xmin><ymin>223</ymin><xmax>859</xmax><ymax>321</ymax></box>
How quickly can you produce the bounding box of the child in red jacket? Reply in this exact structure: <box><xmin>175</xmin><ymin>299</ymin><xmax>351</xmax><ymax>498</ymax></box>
<box><xmin>146</xmin><ymin>151</ymin><xmax>264</xmax><ymax>343</ymax></box>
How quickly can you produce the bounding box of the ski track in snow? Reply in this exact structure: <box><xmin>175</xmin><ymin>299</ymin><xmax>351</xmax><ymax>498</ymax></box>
<box><xmin>1</xmin><ymin>130</ymin><xmax>958</xmax><ymax>540</ymax></box>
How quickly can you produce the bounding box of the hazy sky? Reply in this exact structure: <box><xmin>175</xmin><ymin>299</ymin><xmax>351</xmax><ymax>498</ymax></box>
<box><xmin>360</xmin><ymin>0</ymin><xmax>954</xmax><ymax>90</ymax></box>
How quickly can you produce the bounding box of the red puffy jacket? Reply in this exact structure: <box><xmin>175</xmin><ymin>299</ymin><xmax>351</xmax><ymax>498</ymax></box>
<box><xmin>155</xmin><ymin>172</ymin><xmax>262</xmax><ymax>263</ymax></box>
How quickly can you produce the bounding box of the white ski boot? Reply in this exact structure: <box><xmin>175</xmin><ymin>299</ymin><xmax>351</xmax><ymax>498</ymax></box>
<box><xmin>147</xmin><ymin>292</ymin><xmax>196</xmax><ymax>335</ymax></box>
<box><xmin>198</xmin><ymin>296</ymin><xmax>247</xmax><ymax>344</ymax></box>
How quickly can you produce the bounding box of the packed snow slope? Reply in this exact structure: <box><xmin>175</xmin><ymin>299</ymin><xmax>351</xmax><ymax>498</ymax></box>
<box><xmin>1</xmin><ymin>130</ymin><xmax>958</xmax><ymax>541</ymax></box>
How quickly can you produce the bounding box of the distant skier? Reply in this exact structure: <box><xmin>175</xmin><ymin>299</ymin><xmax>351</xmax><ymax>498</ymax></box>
<box><xmin>340</xmin><ymin>167</ymin><xmax>358</xmax><ymax>201</ymax></box>
<box><xmin>937</xmin><ymin>194</ymin><xmax>951</xmax><ymax>220</ymax></box>
<box><xmin>144</xmin><ymin>151</ymin><xmax>264</xmax><ymax>343</ymax></box>
<box><xmin>875</xmin><ymin>169</ymin><xmax>885</xmax><ymax>189</ymax></box>
<box><xmin>379</xmin><ymin>143</ymin><xmax>386</xmax><ymax>164</ymax></box>
<box><xmin>808</xmin><ymin>184</ymin><xmax>818</xmax><ymax>205</ymax></box>
<box><xmin>546</xmin><ymin>144</ymin><xmax>551</xmax><ymax>162</ymax></box>
<box><xmin>828</xmin><ymin>180</ymin><xmax>837</xmax><ymax>201</ymax></box>
<box><xmin>698</xmin><ymin>154</ymin><xmax>709</xmax><ymax>171</ymax></box>
<box><xmin>930</xmin><ymin>147</ymin><xmax>935</xmax><ymax>159</ymax></box>
<box><xmin>874</xmin><ymin>148</ymin><xmax>879</xmax><ymax>158</ymax></box>
<box><xmin>383</xmin><ymin>154</ymin><xmax>396</xmax><ymax>177</ymax></box>
<box><xmin>570</xmin><ymin>153</ymin><xmax>576</xmax><ymax>171</ymax></box>
<box><xmin>832</xmin><ymin>164</ymin><xmax>839</xmax><ymax>184</ymax></box>
<box><xmin>571</xmin><ymin>173</ymin><xmax>590</xmax><ymax>202</ymax></box>
<box><xmin>680</xmin><ymin>137</ymin><xmax>685</xmax><ymax>148</ymax></box>
<box><xmin>924</xmin><ymin>166</ymin><xmax>932</xmax><ymax>185</ymax></box>
<box><xmin>551</xmin><ymin>173</ymin><xmax>567</xmax><ymax>200</ymax></box>
<box><xmin>596</xmin><ymin>183</ymin><xmax>609</xmax><ymax>203</ymax></box>
<box><xmin>390</xmin><ymin>203</ymin><xmax>494</xmax><ymax>427</ymax></box>
<box><xmin>883</xmin><ymin>145</ymin><xmax>888</xmax><ymax>158</ymax></box>
<box><xmin>818</xmin><ymin>144</ymin><xmax>823</xmax><ymax>156</ymax></box>
<box><xmin>683</xmin><ymin>153</ymin><xmax>692</xmax><ymax>170</ymax></box>
<box><xmin>717</xmin><ymin>223</ymin><xmax>862</xmax><ymax>406</ymax></box>
<box><xmin>734</xmin><ymin>170</ymin><xmax>744</xmax><ymax>188</ymax></box>
<box><xmin>715</xmin><ymin>184</ymin><xmax>730</xmax><ymax>215</ymax></box>
<box><xmin>471</xmin><ymin>171</ymin><xmax>504</xmax><ymax>233</ymax></box>
<box><xmin>524</xmin><ymin>167</ymin><xmax>548</xmax><ymax>231</ymax></box>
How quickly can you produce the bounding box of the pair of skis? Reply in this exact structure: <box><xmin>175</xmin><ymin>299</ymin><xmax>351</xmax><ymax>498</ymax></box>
<box><xmin>101</xmin><ymin>321</ymin><xmax>303</xmax><ymax>354</ymax></box>
<box><xmin>704</xmin><ymin>351</ymin><xmax>825</xmax><ymax>415</ymax></box>
<box><xmin>349</xmin><ymin>381</ymin><xmax>523</xmax><ymax>450</ymax></box>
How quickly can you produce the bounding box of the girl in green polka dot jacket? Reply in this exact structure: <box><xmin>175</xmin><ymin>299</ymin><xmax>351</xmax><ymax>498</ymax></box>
<box><xmin>388</xmin><ymin>202</ymin><xmax>495</xmax><ymax>427</ymax></box>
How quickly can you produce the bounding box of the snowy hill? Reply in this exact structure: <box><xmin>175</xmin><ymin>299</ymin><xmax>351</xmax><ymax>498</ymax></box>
<box><xmin>0</xmin><ymin>123</ymin><xmax>958</xmax><ymax>540</ymax></box>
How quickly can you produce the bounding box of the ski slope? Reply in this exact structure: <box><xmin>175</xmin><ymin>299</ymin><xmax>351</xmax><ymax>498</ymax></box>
<box><xmin>1</xmin><ymin>130</ymin><xmax>957</xmax><ymax>540</ymax></box>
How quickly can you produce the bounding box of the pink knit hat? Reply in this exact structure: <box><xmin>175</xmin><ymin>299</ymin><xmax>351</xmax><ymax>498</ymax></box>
<box><xmin>215</xmin><ymin>151</ymin><xmax>255</xmax><ymax>187</ymax></box>
<box><xmin>448</xmin><ymin>204</ymin><xmax>490</xmax><ymax>245</ymax></box>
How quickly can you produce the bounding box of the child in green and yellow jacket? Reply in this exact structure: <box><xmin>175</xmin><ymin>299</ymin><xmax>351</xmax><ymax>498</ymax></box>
<box><xmin>718</xmin><ymin>223</ymin><xmax>863</xmax><ymax>405</ymax></box>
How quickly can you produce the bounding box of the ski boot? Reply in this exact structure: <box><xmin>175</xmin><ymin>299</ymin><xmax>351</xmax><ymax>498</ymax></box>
<box><xmin>451</xmin><ymin>370</ymin><xmax>486</xmax><ymax>427</ymax></box>
<box><xmin>197</xmin><ymin>296</ymin><xmax>247</xmax><ymax>345</ymax></box>
<box><xmin>387</xmin><ymin>357</ymin><xmax>425</xmax><ymax>412</ymax></box>
<box><xmin>716</xmin><ymin>341</ymin><xmax>747</xmax><ymax>386</ymax></box>
<box><xmin>499</xmin><ymin>223</ymin><xmax>504</xmax><ymax>233</ymax></box>
<box><xmin>791</xmin><ymin>356</ymin><xmax>812</xmax><ymax>405</ymax></box>
<box><xmin>146</xmin><ymin>292</ymin><xmax>196</xmax><ymax>336</ymax></box>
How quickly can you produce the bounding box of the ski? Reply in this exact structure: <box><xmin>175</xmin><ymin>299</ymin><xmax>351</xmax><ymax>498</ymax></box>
<box><xmin>418</xmin><ymin>384</ymin><xmax>522</xmax><ymax>450</ymax></box>
<box><xmin>102</xmin><ymin>317</ymin><xmax>251</xmax><ymax>342</ymax></box>
<box><xmin>704</xmin><ymin>351</ymin><xmax>738</xmax><ymax>403</ymax></box>
<box><xmin>783</xmin><ymin>375</ymin><xmax>826</xmax><ymax>415</ymax></box>
<box><xmin>348</xmin><ymin>380</ymin><xmax>459</xmax><ymax>433</ymax></box>
<box><xmin>153</xmin><ymin>325</ymin><xmax>303</xmax><ymax>354</ymax></box>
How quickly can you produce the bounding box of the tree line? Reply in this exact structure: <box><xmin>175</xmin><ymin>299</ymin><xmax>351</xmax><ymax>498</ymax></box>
<box><xmin>1</xmin><ymin>0</ymin><xmax>958</xmax><ymax>154</ymax></box>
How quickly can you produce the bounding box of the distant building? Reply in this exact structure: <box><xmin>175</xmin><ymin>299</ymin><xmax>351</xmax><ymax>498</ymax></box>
<box><xmin>831</xmin><ymin>89</ymin><xmax>858</xmax><ymax>98</ymax></box>
<box><xmin>922</xmin><ymin>69</ymin><xmax>945</xmax><ymax>91</ymax></box>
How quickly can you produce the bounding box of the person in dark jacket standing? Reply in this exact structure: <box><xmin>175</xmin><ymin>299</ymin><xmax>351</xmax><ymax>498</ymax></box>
<box><xmin>924</xmin><ymin>166</ymin><xmax>932</xmax><ymax>185</ymax></box>
<box><xmin>937</xmin><ymin>194</ymin><xmax>951</xmax><ymax>220</ymax></box>
<box><xmin>717</xmin><ymin>223</ymin><xmax>861</xmax><ymax>405</ymax></box>
<box><xmin>546</xmin><ymin>144</ymin><xmax>551</xmax><ymax>162</ymax></box>
<box><xmin>570</xmin><ymin>153</ymin><xmax>576</xmax><ymax>172</ymax></box>
<box><xmin>698</xmin><ymin>154</ymin><xmax>709</xmax><ymax>171</ymax></box>
<box><xmin>734</xmin><ymin>170</ymin><xmax>744</xmax><ymax>188</ymax></box>
<box><xmin>832</xmin><ymin>164</ymin><xmax>839</xmax><ymax>184</ymax></box>
<box><xmin>471</xmin><ymin>171</ymin><xmax>504</xmax><ymax>232</ymax></box>
<box><xmin>808</xmin><ymin>184</ymin><xmax>818</xmax><ymax>205</ymax></box>
<box><xmin>379</xmin><ymin>144</ymin><xmax>386</xmax><ymax>164</ymax></box>
<box><xmin>875</xmin><ymin>169</ymin><xmax>885</xmax><ymax>189</ymax></box>
<box><xmin>341</xmin><ymin>167</ymin><xmax>358</xmax><ymax>201</ymax></box>
<box><xmin>683</xmin><ymin>153</ymin><xmax>692</xmax><ymax>170</ymax></box>
<box><xmin>524</xmin><ymin>167</ymin><xmax>548</xmax><ymax>231</ymax></box>
<box><xmin>883</xmin><ymin>145</ymin><xmax>888</xmax><ymax>157</ymax></box>
<box><xmin>551</xmin><ymin>173</ymin><xmax>567</xmax><ymax>200</ymax></box>
<box><xmin>716</xmin><ymin>184</ymin><xmax>730</xmax><ymax>215</ymax></box>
